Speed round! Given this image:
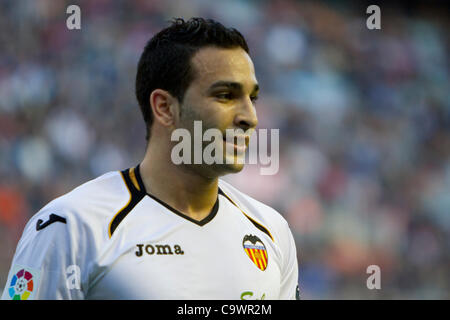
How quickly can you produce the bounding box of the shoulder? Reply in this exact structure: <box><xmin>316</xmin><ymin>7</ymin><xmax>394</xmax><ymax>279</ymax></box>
<box><xmin>23</xmin><ymin>170</ymin><xmax>130</xmax><ymax>244</ymax></box>
<box><xmin>41</xmin><ymin>170</ymin><xmax>127</xmax><ymax>218</ymax></box>
<box><xmin>218</xmin><ymin>179</ymin><xmax>291</xmax><ymax>244</ymax></box>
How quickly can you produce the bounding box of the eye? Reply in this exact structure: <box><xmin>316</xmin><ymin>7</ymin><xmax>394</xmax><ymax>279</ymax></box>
<box><xmin>216</xmin><ymin>92</ymin><xmax>233</xmax><ymax>100</ymax></box>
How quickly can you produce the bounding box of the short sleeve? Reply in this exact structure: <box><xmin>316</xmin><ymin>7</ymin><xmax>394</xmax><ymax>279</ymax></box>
<box><xmin>278</xmin><ymin>221</ymin><xmax>300</xmax><ymax>300</ymax></box>
<box><xmin>1</xmin><ymin>208</ymin><xmax>87</xmax><ymax>300</ymax></box>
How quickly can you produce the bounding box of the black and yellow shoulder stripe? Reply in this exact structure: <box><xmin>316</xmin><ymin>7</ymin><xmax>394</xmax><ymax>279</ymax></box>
<box><xmin>219</xmin><ymin>188</ymin><xmax>274</xmax><ymax>242</ymax></box>
<box><xmin>108</xmin><ymin>167</ymin><xmax>145</xmax><ymax>238</ymax></box>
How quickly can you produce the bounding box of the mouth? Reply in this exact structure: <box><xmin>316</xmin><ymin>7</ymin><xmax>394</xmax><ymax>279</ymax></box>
<box><xmin>222</xmin><ymin>135</ymin><xmax>249</xmax><ymax>153</ymax></box>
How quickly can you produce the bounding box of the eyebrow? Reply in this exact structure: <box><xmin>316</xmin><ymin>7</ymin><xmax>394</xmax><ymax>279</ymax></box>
<box><xmin>208</xmin><ymin>81</ymin><xmax>259</xmax><ymax>95</ymax></box>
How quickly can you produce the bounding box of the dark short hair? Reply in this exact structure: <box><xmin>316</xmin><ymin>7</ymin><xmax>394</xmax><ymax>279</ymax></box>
<box><xmin>135</xmin><ymin>17</ymin><xmax>250</xmax><ymax>141</ymax></box>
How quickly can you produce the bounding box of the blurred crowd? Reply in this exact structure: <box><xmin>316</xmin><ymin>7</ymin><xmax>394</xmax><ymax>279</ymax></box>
<box><xmin>0</xmin><ymin>0</ymin><xmax>449</xmax><ymax>299</ymax></box>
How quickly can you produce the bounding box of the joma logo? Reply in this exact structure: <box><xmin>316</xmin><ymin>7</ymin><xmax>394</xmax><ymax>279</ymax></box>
<box><xmin>135</xmin><ymin>244</ymin><xmax>184</xmax><ymax>257</ymax></box>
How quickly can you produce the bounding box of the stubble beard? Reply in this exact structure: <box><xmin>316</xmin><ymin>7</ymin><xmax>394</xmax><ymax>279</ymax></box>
<box><xmin>175</xmin><ymin>103</ymin><xmax>245</xmax><ymax>179</ymax></box>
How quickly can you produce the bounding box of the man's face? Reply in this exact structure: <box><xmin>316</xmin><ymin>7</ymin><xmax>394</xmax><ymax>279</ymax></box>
<box><xmin>175</xmin><ymin>46</ymin><xmax>259</xmax><ymax>178</ymax></box>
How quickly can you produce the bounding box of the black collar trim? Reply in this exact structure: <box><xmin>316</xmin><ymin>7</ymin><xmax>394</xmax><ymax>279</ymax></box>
<box><xmin>134</xmin><ymin>164</ymin><xmax>220</xmax><ymax>226</ymax></box>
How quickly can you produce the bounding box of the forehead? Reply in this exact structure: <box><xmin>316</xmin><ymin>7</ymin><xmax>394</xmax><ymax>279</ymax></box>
<box><xmin>190</xmin><ymin>47</ymin><xmax>257</xmax><ymax>90</ymax></box>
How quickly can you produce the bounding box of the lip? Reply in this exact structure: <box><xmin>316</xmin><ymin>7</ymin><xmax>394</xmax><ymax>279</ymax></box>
<box><xmin>223</xmin><ymin>136</ymin><xmax>248</xmax><ymax>152</ymax></box>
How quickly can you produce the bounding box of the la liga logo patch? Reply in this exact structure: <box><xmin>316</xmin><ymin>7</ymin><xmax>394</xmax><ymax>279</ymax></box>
<box><xmin>6</xmin><ymin>266</ymin><xmax>40</xmax><ymax>300</ymax></box>
<box><xmin>243</xmin><ymin>234</ymin><xmax>268</xmax><ymax>271</ymax></box>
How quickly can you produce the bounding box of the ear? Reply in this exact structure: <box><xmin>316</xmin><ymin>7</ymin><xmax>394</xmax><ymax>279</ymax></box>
<box><xmin>149</xmin><ymin>89</ymin><xmax>179</xmax><ymax>127</ymax></box>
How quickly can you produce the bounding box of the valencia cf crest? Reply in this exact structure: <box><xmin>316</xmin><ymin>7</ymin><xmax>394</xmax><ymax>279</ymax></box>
<box><xmin>242</xmin><ymin>234</ymin><xmax>268</xmax><ymax>271</ymax></box>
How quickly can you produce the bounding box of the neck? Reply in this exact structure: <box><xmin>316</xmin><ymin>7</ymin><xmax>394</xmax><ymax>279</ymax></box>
<box><xmin>139</xmin><ymin>140</ymin><xmax>219</xmax><ymax>222</ymax></box>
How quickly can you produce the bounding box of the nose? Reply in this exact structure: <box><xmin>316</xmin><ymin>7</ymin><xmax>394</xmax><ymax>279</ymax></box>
<box><xmin>234</xmin><ymin>96</ymin><xmax>258</xmax><ymax>130</ymax></box>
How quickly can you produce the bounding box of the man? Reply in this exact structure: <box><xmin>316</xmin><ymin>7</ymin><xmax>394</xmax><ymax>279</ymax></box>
<box><xmin>2</xmin><ymin>18</ymin><xmax>299</xmax><ymax>300</ymax></box>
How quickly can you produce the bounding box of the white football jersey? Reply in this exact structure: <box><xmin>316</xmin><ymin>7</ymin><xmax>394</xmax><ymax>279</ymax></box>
<box><xmin>2</xmin><ymin>165</ymin><xmax>299</xmax><ymax>300</ymax></box>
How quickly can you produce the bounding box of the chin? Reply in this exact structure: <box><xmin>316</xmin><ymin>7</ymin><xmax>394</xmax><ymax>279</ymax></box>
<box><xmin>202</xmin><ymin>161</ymin><xmax>244</xmax><ymax>178</ymax></box>
<box><xmin>226</xmin><ymin>163</ymin><xmax>245</xmax><ymax>173</ymax></box>
<box><xmin>188</xmin><ymin>162</ymin><xmax>244</xmax><ymax>179</ymax></box>
<box><xmin>220</xmin><ymin>157</ymin><xmax>246</xmax><ymax>174</ymax></box>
